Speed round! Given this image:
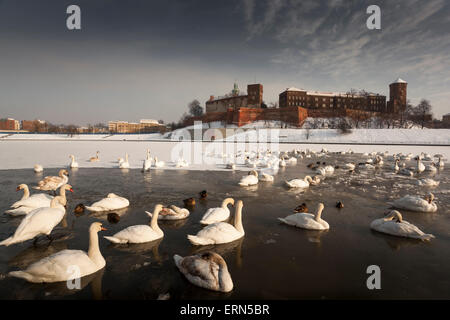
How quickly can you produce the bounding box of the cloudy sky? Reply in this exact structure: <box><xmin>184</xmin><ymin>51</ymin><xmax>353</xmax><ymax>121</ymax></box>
<box><xmin>0</xmin><ymin>0</ymin><xmax>449</xmax><ymax>125</ymax></box>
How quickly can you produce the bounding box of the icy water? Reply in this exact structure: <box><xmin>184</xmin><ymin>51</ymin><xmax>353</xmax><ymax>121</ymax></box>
<box><xmin>0</xmin><ymin>154</ymin><xmax>449</xmax><ymax>300</ymax></box>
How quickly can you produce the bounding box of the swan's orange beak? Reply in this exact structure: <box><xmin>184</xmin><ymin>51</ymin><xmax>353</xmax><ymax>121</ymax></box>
<box><xmin>69</xmin><ymin>188</ymin><xmax>74</xmax><ymax>192</ymax></box>
<box><xmin>101</xmin><ymin>227</ymin><xmax>107</xmax><ymax>231</ymax></box>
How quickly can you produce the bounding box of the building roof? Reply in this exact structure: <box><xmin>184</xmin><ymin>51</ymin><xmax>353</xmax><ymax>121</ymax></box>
<box><xmin>393</xmin><ymin>78</ymin><xmax>407</xmax><ymax>84</ymax></box>
<box><xmin>285</xmin><ymin>87</ymin><xmax>306</xmax><ymax>92</ymax></box>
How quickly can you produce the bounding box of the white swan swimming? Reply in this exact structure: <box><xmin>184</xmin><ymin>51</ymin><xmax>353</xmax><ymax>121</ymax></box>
<box><xmin>9</xmin><ymin>222</ymin><xmax>107</xmax><ymax>283</ymax></box>
<box><xmin>370</xmin><ymin>210</ymin><xmax>434</xmax><ymax>241</ymax></box>
<box><xmin>0</xmin><ymin>196</ymin><xmax>66</xmax><ymax>246</ymax></box>
<box><xmin>119</xmin><ymin>153</ymin><xmax>130</xmax><ymax>169</ymax></box>
<box><xmin>146</xmin><ymin>204</ymin><xmax>189</xmax><ymax>220</ymax></box>
<box><xmin>6</xmin><ymin>184</ymin><xmax>72</xmax><ymax>216</ymax></box>
<box><xmin>388</xmin><ymin>193</ymin><xmax>437</xmax><ymax>213</ymax></box>
<box><xmin>415</xmin><ymin>157</ymin><xmax>425</xmax><ymax>173</ymax></box>
<box><xmin>279</xmin><ymin>159</ymin><xmax>286</xmax><ymax>167</ymax></box>
<box><xmin>153</xmin><ymin>156</ymin><xmax>165</xmax><ymax>168</ymax></box>
<box><xmin>437</xmin><ymin>157</ymin><xmax>444</xmax><ymax>168</ymax></box>
<box><xmin>69</xmin><ymin>155</ymin><xmax>79</xmax><ymax>168</ymax></box>
<box><xmin>424</xmin><ymin>162</ymin><xmax>437</xmax><ymax>173</ymax></box>
<box><xmin>345</xmin><ymin>163</ymin><xmax>356</xmax><ymax>170</ymax></box>
<box><xmin>34</xmin><ymin>164</ymin><xmax>43</xmax><ymax>173</ymax></box>
<box><xmin>142</xmin><ymin>149</ymin><xmax>152</xmax><ymax>171</ymax></box>
<box><xmin>278</xmin><ymin>203</ymin><xmax>329</xmax><ymax>230</ymax></box>
<box><xmin>187</xmin><ymin>200</ymin><xmax>244</xmax><ymax>245</ymax></box>
<box><xmin>174</xmin><ymin>251</ymin><xmax>233</xmax><ymax>292</ymax></box>
<box><xmin>85</xmin><ymin>193</ymin><xmax>129</xmax><ymax>212</ymax></box>
<box><xmin>285</xmin><ymin>176</ymin><xmax>313</xmax><ymax>188</ymax></box>
<box><xmin>33</xmin><ymin>169</ymin><xmax>69</xmax><ymax>192</ymax></box>
<box><xmin>415</xmin><ymin>178</ymin><xmax>439</xmax><ymax>187</ymax></box>
<box><xmin>259</xmin><ymin>172</ymin><xmax>274</xmax><ymax>182</ymax></box>
<box><xmin>200</xmin><ymin>198</ymin><xmax>235</xmax><ymax>225</ymax></box>
<box><xmin>104</xmin><ymin>204</ymin><xmax>164</xmax><ymax>244</ymax></box>
<box><xmin>391</xmin><ymin>159</ymin><xmax>400</xmax><ymax>171</ymax></box>
<box><xmin>238</xmin><ymin>170</ymin><xmax>258</xmax><ymax>186</ymax></box>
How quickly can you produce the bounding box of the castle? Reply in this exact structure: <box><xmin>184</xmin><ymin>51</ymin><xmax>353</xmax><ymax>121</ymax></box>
<box><xmin>189</xmin><ymin>79</ymin><xmax>407</xmax><ymax>127</ymax></box>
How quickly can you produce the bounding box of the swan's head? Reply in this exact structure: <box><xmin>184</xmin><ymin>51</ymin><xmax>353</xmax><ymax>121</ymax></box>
<box><xmin>90</xmin><ymin>222</ymin><xmax>107</xmax><ymax>233</ymax></box>
<box><xmin>59</xmin><ymin>169</ymin><xmax>69</xmax><ymax>177</ymax></box>
<box><xmin>235</xmin><ymin>200</ymin><xmax>244</xmax><ymax>211</ymax></box>
<box><xmin>154</xmin><ymin>204</ymin><xmax>164</xmax><ymax>214</ymax></box>
<box><xmin>386</xmin><ymin>210</ymin><xmax>402</xmax><ymax>223</ymax></box>
<box><xmin>107</xmin><ymin>193</ymin><xmax>118</xmax><ymax>198</ymax></box>
<box><xmin>249</xmin><ymin>170</ymin><xmax>258</xmax><ymax>177</ymax></box>
<box><xmin>426</xmin><ymin>193</ymin><xmax>435</xmax><ymax>203</ymax></box>
<box><xmin>317</xmin><ymin>203</ymin><xmax>325</xmax><ymax>212</ymax></box>
<box><xmin>200</xmin><ymin>251</ymin><xmax>227</xmax><ymax>266</ymax></box>
<box><xmin>63</xmin><ymin>184</ymin><xmax>74</xmax><ymax>192</ymax></box>
<box><xmin>16</xmin><ymin>184</ymin><xmax>27</xmax><ymax>191</ymax></box>
<box><xmin>223</xmin><ymin>198</ymin><xmax>235</xmax><ymax>207</ymax></box>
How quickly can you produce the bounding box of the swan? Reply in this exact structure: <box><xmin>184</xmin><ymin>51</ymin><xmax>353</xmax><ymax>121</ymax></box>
<box><xmin>6</xmin><ymin>184</ymin><xmax>72</xmax><ymax>216</ymax></box>
<box><xmin>279</xmin><ymin>159</ymin><xmax>286</xmax><ymax>167</ymax></box>
<box><xmin>278</xmin><ymin>203</ymin><xmax>329</xmax><ymax>230</ymax></box>
<box><xmin>187</xmin><ymin>200</ymin><xmax>244</xmax><ymax>245</ymax></box>
<box><xmin>315</xmin><ymin>167</ymin><xmax>326</xmax><ymax>175</ymax></box>
<box><xmin>370</xmin><ymin>210</ymin><xmax>434</xmax><ymax>241</ymax></box>
<box><xmin>287</xmin><ymin>157</ymin><xmax>297</xmax><ymax>165</ymax></box>
<box><xmin>104</xmin><ymin>204</ymin><xmax>164</xmax><ymax>244</ymax></box>
<box><xmin>415</xmin><ymin>157</ymin><xmax>425</xmax><ymax>173</ymax></box>
<box><xmin>142</xmin><ymin>149</ymin><xmax>152</xmax><ymax>171</ymax></box>
<box><xmin>345</xmin><ymin>163</ymin><xmax>355</xmax><ymax>170</ymax></box>
<box><xmin>424</xmin><ymin>163</ymin><xmax>437</xmax><ymax>173</ymax></box>
<box><xmin>0</xmin><ymin>196</ymin><xmax>66</xmax><ymax>246</ymax></box>
<box><xmin>89</xmin><ymin>151</ymin><xmax>100</xmax><ymax>162</ymax></box>
<box><xmin>69</xmin><ymin>155</ymin><xmax>78</xmax><ymax>168</ymax></box>
<box><xmin>238</xmin><ymin>170</ymin><xmax>258</xmax><ymax>186</ymax></box>
<box><xmin>285</xmin><ymin>176</ymin><xmax>313</xmax><ymax>188</ymax></box>
<box><xmin>119</xmin><ymin>153</ymin><xmax>130</xmax><ymax>169</ymax></box>
<box><xmin>416</xmin><ymin>178</ymin><xmax>439</xmax><ymax>187</ymax></box>
<box><xmin>146</xmin><ymin>205</ymin><xmax>189</xmax><ymax>220</ymax></box>
<box><xmin>174</xmin><ymin>252</ymin><xmax>233</xmax><ymax>292</ymax></box>
<box><xmin>153</xmin><ymin>157</ymin><xmax>165</xmax><ymax>168</ymax></box>
<box><xmin>85</xmin><ymin>193</ymin><xmax>129</xmax><ymax>212</ymax></box>
<box><xmin>34</xmin><ymin>164</ymin><xmax>43</xmax><ymax>173</ymax></box>
<box><xmin>391</xmin><ymin>159</ymin><xmax>400</xmax><ymax>171</ymax></box>
<box><xmin>33</xmin><ymin>169</ymin><xmax>69</xmax><ymax>192</ymax></box>
<box><xmin>324</xmin><ymin>165</ymin><xmax>335</xmax><ymax>174</ymax></box>
<box><xmin>200</xmin><ymin>198</ymin><xmax>235</xmax><ymax>225</ymax></box>
<box><xmin>259</xmin><ymin>172</ymin><xmax>274</xmax><ymax>182</ymax></box>
<box><xmin>9</xmin><ymin>222</ymin><xmax>107</xmax><ymax>283</ymax></box>
<box><xmin>437</xmin><ymin>157</ymin><xmax>444</xmax><ymax>168</ymax></box>
<box><xmin>176</xmin><ymin>157</ymin><xmax>189</xmax><ymax>168</ymax></box>
<box><xmin>388</xmin><ymin>193</ymin><xmax>437</xmax><ymax>213</ymax></box>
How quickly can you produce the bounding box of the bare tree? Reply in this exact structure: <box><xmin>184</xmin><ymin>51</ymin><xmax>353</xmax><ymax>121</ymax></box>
<box><xmin>413</xmin><ymin>99</ymin><xmax>433</xmax><ymax>129</ymax></box>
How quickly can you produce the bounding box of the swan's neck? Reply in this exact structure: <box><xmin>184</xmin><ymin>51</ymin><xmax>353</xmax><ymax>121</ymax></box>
<box><xmin>21</xmin><ymin>186</ymin><xmax>30</xmax><ymax>200</ymax></box>
<box><xmin>315</xmin><ymin>207</ymin><xmax>324</xmax><ymax>222</ymax></box>
<box><xmin>150</xmin><ymin>209</ymin><xmax>163</xmax><ymax>235</ymax></box>
<box><xmin>88</xmin><ymin>230</ymin><xmax>105</xmax><ymax>267</ymax></box>
<box><xmin>58</xmin><ymin>188</ymin><xmax>68</xmax><ymax>205</ymax></box>
<box><xmin>222</xmin><ymin>199</ymin><xmax>231</xmax><ymax>209</ymax></box>
<box><xmin>234</xmin><ymin>206</ymin><xmax>244</xmax><ymax>234</ymax></box>
<box><xmin>217</xmin><ymin>263</ymin><xmax>232</xmax><ymax>291</ymax></box>
<box><xmin>304</xmin><ymin>176</ymin><xmax>312</xmax><ymax>183</ymax></box>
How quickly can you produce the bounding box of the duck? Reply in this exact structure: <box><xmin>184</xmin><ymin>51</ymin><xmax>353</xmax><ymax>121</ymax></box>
<box><xmin>147</xmin><ymin>205</ymin><xmax>190</xmax><ymax>220</ymax></box>
<box><xmin>9</xmin><ymin>222</ymin><xmax>107</xmax><ymax>283</ymax></box>
<box><xmin>6</xmin><ymin>184</ymin><xmax>72</xmax><ymax>216</ymax></box>
<box><xmin>174</xmin><ymin>252</ymin><xmax>233</xmax><ymax>293</ymax></box>
<box><xmin>183</xmin><ymin>198</ymin><xmax>196</xmax><ymax>207</ymax></box>
<box><xmin>424</xmin><ymin>162</ymin><xmax>437</xmax><ymax>173</ymax></box>
<box><xmin>370</xmin><ymin>210</ymin><xmax>434</xmax><ymax>241</ymax></box>
<box><xmin>278</xmin><ymin>203</ymin><xmax>329</xmax><ymax>231</ymax></box>
<box><xmin>259</xmin><ymin>172</ymin><xmax>274</xmax><ymax>182</ymax></box>
<box><xmin>226</xmin><ymin>162</ymin><xmax>236</xmax><ymax>170</ymax></box>
<box><xmin>153</xmin><ymin>157</ymin><xmax>165</xmax><ymax>168</ymax></box>
<box><xmin>89</xmin><ymin>151</ymin><xmax>100</xmax><ymax>162</ymax></box>
<box><xmin>398</xmin><ymin>168</ymin><xmax>414</xmax><ymax>176</ymax></box>
<box><xmin>416</xmin><ymin>178</ymin><xmax>439</xmax><ymax>187</ymax></box>
<box><xmin>107</xmin><ymin>212</ymin><xmax>121</xmax><ymax>224</ymax></box>
<box><xmin>69</xmin><ymin>155</ymin><xmax>79</xmax><ymax>168</ymax></box>
<box><xmin>34</xmin><ymin>164</ymin><xmax>43</xmax><ymax>173</ymax></box>
<box><xmin>336</xmin><ymin>201</ymin><xmax>344</xmax><ymax>209</ymax></box>
<box><xmin>285</xmin><ymin>176</ymin><xmax>313</xmax><ymax>188</ymax></box>
<box><xmin>200</xmin><ymin>198</ymin><xmax>235</xmax><ymax>225</ymax></box>
<box><xmin>199</xmin><ymin>190</ymin><xmax>208</xmax><ymax>199</ymax></box>
<box><xmin>119</xmin><ymin>153</ymin><xmax>130</xmax><ymax>169</ymax></box>
<box><xmin>238</xmin><ymin>170</ymin><xmax>258</xmax><ymax>186</ymax></box>
<box><xmin>388</xmin><ymin>193</ymin><xmax>437</xmax><ymax>213</ymax></box>
<box><xmin>74</xmin><ymin>203</ymin><xmax>86</xmax><ymax>214</ymax></box>
<box><xmin>142</xmin><ymin>149</ymin><xmax>152</xmax><ymax>172</ymax></box>
<box><xmin>187</xmin><ymin>200</ymin><xmax>244</xmax><ymax>245</ymax></box>
<box><xmin>293</xmin><ymin>203</ymin><xmax>308</xmax><ymax>213</ymax></box>
<box><xmin>0</xmin><ymin>196</ymin><xmax>66</xmax><ymax>246</ymax></box>
<box><xmin>33</xmin><ymin>169</ymin><xmax>69</xmax><ymax>192</ymax></box>
<box><xmin>85</xmin><ymin>193</ymin><xmax>129</xmax><ymax>212</ymax></box>
<box><xmin>104</xmin><ymin>204</ymin><xmax>164</xmax><ymax>244</ymax></box>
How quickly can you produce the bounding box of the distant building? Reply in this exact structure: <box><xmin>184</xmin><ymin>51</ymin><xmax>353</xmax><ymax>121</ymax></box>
<box><xmin>443</xmin><ymin>113</ymin><xmax>450</xmax><ymax>124</ymax></box>
<box><xmin>108</xmin><ymin>119</ymin><xmax>164</xmax><ymax>133</ymax></box>
<box><xmin>0</xmin><ymin>118</ymin><xmax>20</xmax><ymax>130</ymax></box>
<box><xmin>387</xmin><ymin>78</ymin><xmax>408</xmax><ymax>113</ymax></box>
<box><xmin>22</xmin><ymin>119</ymin><xmax>47</xmax><ymax>132</ymax></box>
<box><xmin>205</xmin><ymin>83</ymin><xmax>263</xmax><ymax>113</ymax></box>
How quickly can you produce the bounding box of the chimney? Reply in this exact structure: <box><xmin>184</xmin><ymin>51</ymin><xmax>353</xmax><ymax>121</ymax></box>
<box><xmin>209</xmin><ymin>95</ymin><xmax>215</xmax><ymax>101</ymax></box>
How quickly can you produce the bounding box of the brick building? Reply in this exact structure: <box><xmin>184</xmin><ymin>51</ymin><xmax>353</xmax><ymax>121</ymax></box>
<box><xmin>22</xmin><ymin>119</ymin><xmax>47</xmax><ymax>132</ymax></box>
<box><xmin>0</xmin><ymin>118</ymin><xmax>20</xmax><ymax>130</ymax></box>
<box><xmin>387</xmin><ymin>78</ymin><xmax>408</xmax><ymax>113</ymax></box>
<box><xmin>108</xmin><ymin>119</ymin><xmax>164</xmax><ymax>133</ymax></box>
<box><xmin>205</xmin><ymin>83</ymin><xmax>263</xmax><ymax>113</ymax></box>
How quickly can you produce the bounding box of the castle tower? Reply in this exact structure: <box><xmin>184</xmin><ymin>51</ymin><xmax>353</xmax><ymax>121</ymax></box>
<box><xmin>388</xmin><ymin>78</ymin><xmax>407</xmax><ymax>113</ymax></box>
<box><xmin>247</xmin><ymin>84</ymin><xmax>263</xmax><ymax>108</ymax></box>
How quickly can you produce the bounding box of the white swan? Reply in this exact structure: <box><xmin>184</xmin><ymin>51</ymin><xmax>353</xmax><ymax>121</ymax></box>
<box><xmin>287</xmin><ymin>157</ymin><xmax>297</xmax><ymax>165</ymax></box>
<box><xmin>398</xmin><ymin>168</ymin><xmax>413</xmax><ymax>176</ymax></box>
<box><xmin>176</xmin><ymin>157</ymin><xmax>189</xmax><ymax>168</ymax></box>
<box><xmin>416</xmin><ymin>178</ymin><xmax>439</xmax><ymax>187</ymax></box>
<box><xmin>388</xmin><ymin>193</ymin><xmax>437</xmax><ymax>213</ymax></box>
<box><xmin>424</xmin><ymin>163</ymin><xmax>437</xmax><ymax>173</ymax></box>
<box><xmin>279</xmin><ymin>159</ymin><xmax>286</xmax><ymax>167</ymax></box>
<box><xmin>119</xmin><ymin>153</ymin><xmax>130</xmax><ymax>169</ymax></box>
<box><xmin>285</xmin><ymin>176</ymin><xmax>313</xmax><ymax>188</ymax></box>
<box><xmin>345</xmin><ymin>163</ymin><xmax>355</xmax><ymax>170</ymax></box>
<box><xmin>370</xmin><ymin>210</ymin><xmax>434</xmax><ymax>241</ymax></box>
<box><xmin>33</xmin><ymin>169</ymin><xmax>69</xmax><ymax>191</ymax></box>
<box><xmin>9</xmin><ymin>222</ymin><xmax>107</xmax><ymax>283</ymax></box>
<box><xmin>259</xmin><ymin>172</ymin><xmax>274</xmax><ymax>182</ymax></box>
<box><xmin>69</xmin><ymin>155</ymin><xmax>79</xmax><ymax>168</ymax></box>
<box><xmin>200</xmin><ymin>198</ymin><xmax>235</xmax><ymax>225</ymax></box>
<box><xmin>142</xmin><ymin>149</ymin><xmax>152</xmax><ymax>171</ymax></box>
<box><xmin>85</xmin><ymin>193</ymin><xmax>129</xmax><ymax>212</ymax></box>
<box><xmin>238</xmin><ymin>170</ymin><xmax>258</xmax><ymax>186</ymax></box>
<box><xmin>187</xmin><ymin>200</ymin><xmax>244</xmax><ymax>245</ymax></box>
<box><xmin>416</xmin><ymin>157</ymin><xmax>425</xmax><ymax>173</ymax></box>
<box><xmin>34</xmin><ymin>164</ymin><xmax>43</xmax><ymax>173</ymax></box>
<box><xmin>174</xmin><ymin>252</ymin><xmax>233</xmax><ymax>292</ymax></box>
<box><xmin>153</xmin><ymin>157</ymin><xmax>165</xmax><ymax>168</ymax></box>
<box><xmin>278</xmin><ymin>203</ymin><xmax>329</xmax><ymax>230</ymax></box>
<box><xmin>6</xmin><ymin>184</ymin><xmax>72</xmax><ymax>216</ymax></box>
<box><xmin>146</xmin><ymin>205</ymin><xmax>189</xmax><ymax>220</ymax></box>
<box><xmin>0</xmin><ymin>196</ymin><xmax>66</xmax><ymax>246</ymax></box>
<box><xmin>104</xmin><ymin>204</ymin><xmax>164</xmax><ymax>244</ymax></box>
<box><xmin>437</xmin><ymin>157</ymin><xmax>444</xmax><ymax>168</ymax></box>
<box><xmin>391</xmin><ymin>159</ymin><xmax>400</xmax><ymax>171</ymax></box>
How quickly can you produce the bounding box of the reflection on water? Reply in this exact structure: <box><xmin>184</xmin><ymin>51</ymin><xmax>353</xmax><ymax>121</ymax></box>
<box><xmin>0</xmin><ymin>153</ymin><xmax>449</xmax><ymax>299</ymax></box>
